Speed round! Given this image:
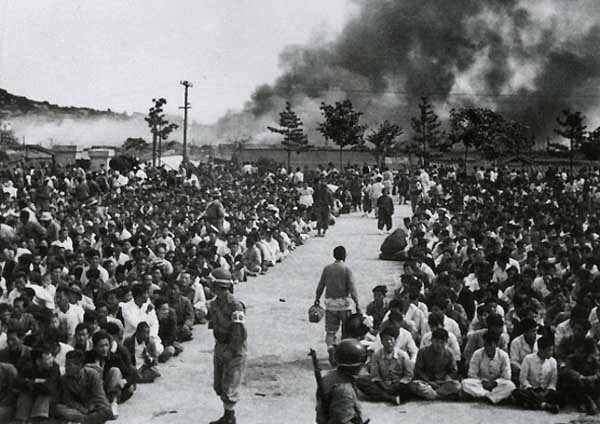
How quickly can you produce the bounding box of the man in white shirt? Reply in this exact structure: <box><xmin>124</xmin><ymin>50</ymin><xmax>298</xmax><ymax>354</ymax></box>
<box><xmin>51</xmin><ymin>228</ymin><xmax>74</xmax><ymax>252</ymax></box>
<box><xmin>462</xmin><ymin>331</ymin><xmax>516</xmax><ymax>404</ymax></box>
<box><xmin>509</xmin><ymin>318</ymin><xmax>538</xmax><ymax>381</ymax></box>
<box><xmin>512</xmin><ymin>336</ymin><xmax>559</xmax><ymax>413</ymax></box>
<box><xmin>119</xmin><ymin>284</ymin><xmax>163</xmax><ymax>356</ymax></box>
<box><xmin>55</xmin><ymin>287</ymin><xmax>84</xmax><ymax>344</ymax></box>
<box><xmin>80</xmin><ymin>250</ymin><xmax>109</xmax><ymax>286</ymax></box>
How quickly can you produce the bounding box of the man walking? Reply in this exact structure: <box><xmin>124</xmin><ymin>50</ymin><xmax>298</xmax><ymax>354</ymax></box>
<box><xmin>208</xmin><ymin>268</ymin><xmax>247</xmax><ymax>424</ymax></box>
<box><xmin>315</xmin><ymin>246</ymin><xmax>361</xmax><ymax>366</ymax></box>
<box><xmin>313</xmin><ymin>177</ymin><xmax>333</xmax><ymax>237</ymax></box>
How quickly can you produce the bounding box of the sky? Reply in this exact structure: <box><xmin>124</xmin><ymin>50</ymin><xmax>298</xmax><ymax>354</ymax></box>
<box><xmin>0</xmin><ymin>0</ymin><xmax>354</xmax><ymax>124</ymax></box>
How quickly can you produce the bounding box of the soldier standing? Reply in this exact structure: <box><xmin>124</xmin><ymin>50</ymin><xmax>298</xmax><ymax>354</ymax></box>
<box><xmin>208</xmin><ymin>268</ymin><xmax>247</xmax><ymax>424</ymax></box>
<box><xmin>316</xmin><ymin>339</ymin><xmax>369</xmax><ymax>424</ymax></box>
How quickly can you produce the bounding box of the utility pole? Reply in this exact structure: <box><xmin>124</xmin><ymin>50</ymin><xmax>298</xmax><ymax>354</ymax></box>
<box><xmin>180</xmin><ymin>80</ymin><xmax>192</xmax><ymax>162</ymax></box>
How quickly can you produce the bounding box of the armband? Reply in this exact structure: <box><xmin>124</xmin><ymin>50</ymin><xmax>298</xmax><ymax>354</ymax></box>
<box><xmin>232</xmin><ymin>310</ymin><xmax>245</xmax><ymax>324</ymax></box>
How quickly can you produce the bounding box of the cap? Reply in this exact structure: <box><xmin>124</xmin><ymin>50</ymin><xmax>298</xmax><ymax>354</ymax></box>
<box><xmin>40</xmin><ymin>212</ymin><xmax>52</xmax><ymax>221</ymax></box>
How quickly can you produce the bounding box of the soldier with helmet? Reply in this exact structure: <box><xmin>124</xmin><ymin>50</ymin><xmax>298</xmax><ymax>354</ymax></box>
<box><xmin>316</xmin><ymin>339</ymin><xmax>370</xmax><ymax>424</ymax></box>
<box><xmin>208</xmin><ymin>268</ymin><xmax>247</xmax><ymax>424</ymax></box>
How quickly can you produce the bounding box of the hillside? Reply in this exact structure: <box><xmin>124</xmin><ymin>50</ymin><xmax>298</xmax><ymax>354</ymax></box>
<box><xmin>0</xmin><ymin>88</ymin><xmax>130</xmax><ymax>121</ymax></box>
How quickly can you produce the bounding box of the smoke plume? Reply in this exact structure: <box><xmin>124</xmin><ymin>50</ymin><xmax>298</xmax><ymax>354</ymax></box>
<box><xmin>214</xmin><ymin>0</ymin><xmax>600</xmax><ymax>144</ymax></box>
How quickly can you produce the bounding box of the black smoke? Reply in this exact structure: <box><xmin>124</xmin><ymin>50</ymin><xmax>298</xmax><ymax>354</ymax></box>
<box><xmin>215</xmin><ymin>0</ymin><xmax>600</xmax><ymax>143</ymax></box>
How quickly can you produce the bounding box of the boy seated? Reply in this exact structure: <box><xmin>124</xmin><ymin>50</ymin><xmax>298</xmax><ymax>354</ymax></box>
<box><xmin>462</xmin><ymin>331</ymin><xmax>516</xmax><ymax>404</ymax></box>
<box><xmin>410</xmin><ymin>328</ymin><xmax>462</xmax><ymax>400</ymax></box>
<box><xmin>356</xmin><ymin>325</ymin><xmax>413</xmax><ymax>405</ymax></box>
<box><xmin>512</xmin><ymin>336</ymin><xmax>559</xmax><ymax>413</ymax></box>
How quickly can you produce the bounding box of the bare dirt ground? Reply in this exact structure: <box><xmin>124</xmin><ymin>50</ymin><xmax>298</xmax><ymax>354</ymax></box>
<box><xmin>119</xmin><ymin>205</ymin><xmax>587</xmax><ymax>424</ymax></box>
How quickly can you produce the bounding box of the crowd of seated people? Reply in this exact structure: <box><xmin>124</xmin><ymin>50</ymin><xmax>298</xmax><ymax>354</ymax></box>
<box><xmin>0</xmin><ymin>158</ymin><xmax>372</xmax><ymax>423</ymax></box>
<box><xmin>351</xmin><ymin>165</ymin><xmax>600</xmax><ymax>414</ymax></box>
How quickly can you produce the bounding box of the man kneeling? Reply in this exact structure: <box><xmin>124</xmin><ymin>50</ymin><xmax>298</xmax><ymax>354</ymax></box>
<box><xmin>462</xmin><ymin>330</ymin><xmax>516</xmax><ymax>404</ymax></box>
<box><xmin>356</xmin><ymin>325</ymin><xmax>413</xmax><ymax>405</ymax></box>
<box><xmin>410</xmin><ymin>328</ymin><xmax>461</xmax><ymax>400</ymax></box>
<box><xmin>54</xmin><ymin>350</ymin><xmax>113</xmax><ymax>423</ymax></box>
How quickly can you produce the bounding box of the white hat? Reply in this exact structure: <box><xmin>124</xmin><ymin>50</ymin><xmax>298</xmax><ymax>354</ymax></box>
<box><xmin>40</xmin><ymin>212</ymin><xmax>52</xmax><ymax>221</ymax></box>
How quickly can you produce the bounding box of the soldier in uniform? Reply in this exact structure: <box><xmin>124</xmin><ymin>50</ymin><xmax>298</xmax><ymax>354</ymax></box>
<box><xmin>316</xmin><ymin>339</ymin><xmax>369</xmax><ymax>424</ymax></box>
<box><xmin>208</xmin><ymin>268</ymin><xmax>247</xmax><ymax>424</ymax></box>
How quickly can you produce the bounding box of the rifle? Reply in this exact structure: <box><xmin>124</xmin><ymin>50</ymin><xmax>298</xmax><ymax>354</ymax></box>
<box><xmin>308</xmin><ymin>348</ymin><xmax>324</xmax><ymax>399</ymax></box>
<box><xmin>309</xmin><ymin>348</ymin><xmax>370</xmax><ymax>424</ymax></box>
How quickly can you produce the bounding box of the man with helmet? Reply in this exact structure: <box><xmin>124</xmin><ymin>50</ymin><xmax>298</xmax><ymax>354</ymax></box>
<box><xmin>316</xmin><ymin>339</ymin><xmax>369</xmax><ymax>424</ymax></box>
<box><xmin>208</xmin><ymin>268</ymin><xmax>247</xmax><ymax>424</ymax></box>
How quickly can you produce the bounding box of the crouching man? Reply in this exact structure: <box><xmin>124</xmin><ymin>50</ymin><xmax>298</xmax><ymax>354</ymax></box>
<box><xmin>54</xmin><ymin>350</ymin><xmax>113</xmax><ymax>423</ymax></box>
<box><xmin>462</xmin><ymin>331</ymin><xmax>516</xmax><ymax>404</ymax></box>
<box><xmin>410</xmin><ymin>328</ymin><xmax>462</xmax><ymax>400</ymax></box>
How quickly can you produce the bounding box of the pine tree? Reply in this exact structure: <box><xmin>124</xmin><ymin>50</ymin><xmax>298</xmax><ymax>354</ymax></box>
<box><xmin>366</xmin><ymin>120</ymin><xmax>403</xmax><ymax>167</ymax></box>
<box><xmin>267</xmin><ymin>102</ymin><xmax>310</xmax><ymax>170</ymax></box>
<box><xmin>555</xmin><ymin>109</ymin><xmax>587</xmax><ymax>173</ymax></box>
<box><xmin>410</xmin><ymin>97</ymin><xmax>443</xmax><ymax>164</ymax></box>
<box><xmin>317</xmin><ymin>99</ymin><xmax>366</xmax><ymax>171</ymax></box>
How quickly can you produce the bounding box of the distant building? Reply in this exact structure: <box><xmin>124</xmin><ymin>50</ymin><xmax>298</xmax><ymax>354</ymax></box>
<box><xmin>86</xmin><ymin>146</ymin><xmax>117</xmax><ymax>172</ymax></box>
<box><xmin>51</xmin><ymin>145</ymin><xmax>77</xmax><ymax>167</ymax></box>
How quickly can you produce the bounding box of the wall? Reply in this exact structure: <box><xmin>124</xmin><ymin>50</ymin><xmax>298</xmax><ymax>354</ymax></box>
<box><xmin>236</xmin><ymin>147</ymin><xmax>382</xmax><ymax>169</ymax></box>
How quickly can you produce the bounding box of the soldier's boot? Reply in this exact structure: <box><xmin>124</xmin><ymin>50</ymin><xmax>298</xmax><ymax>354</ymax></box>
<box><xmin>209</xmin><ymin>410</ymin><xmax>235</xmax><ymax>424</ymax></box>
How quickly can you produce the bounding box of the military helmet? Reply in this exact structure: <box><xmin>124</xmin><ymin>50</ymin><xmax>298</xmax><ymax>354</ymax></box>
<box><xmin>211</xmin><ymin>267</ymin><xmax>233</xmax><ymax>288</ymax></box>
<box><xmin>335</xmin><ymin>338</ymin><xmax>368</xmax><ymax>367</ymax></box>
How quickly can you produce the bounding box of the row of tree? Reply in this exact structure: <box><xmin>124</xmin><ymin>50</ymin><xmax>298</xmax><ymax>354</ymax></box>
<box><xmin>267</xmin><ymin>98</ymin><xmax>600</xmax><ymax>170</ymax></box>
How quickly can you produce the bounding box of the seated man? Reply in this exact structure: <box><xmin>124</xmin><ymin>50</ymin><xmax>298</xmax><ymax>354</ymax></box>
<box><xmin>509</xmin><ymin>318</ymin><xmax>538</xmax><ymax>382</ymax></box>
<box><xmin>0</xmin><ymin>327</ymin><xmax>31</xmax><ymax>371</ymax></box>
<box><xmin>377</xmin><ymin>300</ymin><xmax>418</xmax><ymax>363</ymax></box>
<box><xmin>155</xmin><ymin>297</ymin><xmax>184</xmax><ymax>362</ymax></box>
<box><xmin>86</xmin><ymin>330</ymin><xmax>136</xmax><ymax>418</ymax></box>
<box><xmin>512</xmin><ymin>336</ymin><xmax>560</xmax><ymax>413</ymax></box>
<box><xmin>410</xmin><ymin>328</ymin><xmax>462</xmax><ymax>400</ymax></box>
<box><xmin>13</xmin><ymin>345</ymin><xmax>60</xmax><ymax>422</ymax></box>
<box><xmin>123</xmin><ymin>321</ymin><xmax>160</xmax><ymax>384</ymax></box>
<box><xmin>366</xmin><ymin>285</ymin><xmax>388</xmax><ymax>332</ymax></box>
<box><xmin>463</xmin><ymin>313</ymin><xmax>509</xmax><ymax>367</ymax></box>
<box><xmin>72</xmin><ymin>323</ymin><xmax>93</xmax><ymax>352</ymax></box>
<box><xmin>167</xmin><ymin>283</ymin><xmax>194</xmax><ymax>342</ymax></box>
<box><xmin>559</xmin><ymin>335</ymin><xmax>600</xmax><ymax>414</ymax></box>
<box><xmin>53</xmin><ymin>350</ymin><xmax>113</xmax><ymax>423</ymax></box>
<box><xmin>0</xmin><ymin>362</ymin><xmax>18</xmax><ymax>422</ymax></box>
<box><xmin>356</xmin><ymin>325</ymin><xmax>413</xmax><ymax>405</ymax></box>
<box><xmin>462</xmin><ymin>331</ymin><xmax>516</xmax><ymax>404</ymax></box>
<box><xmin>420</xmin><ymin>312</ymin><xmax>461</xmax><ymax>364</ymax></box>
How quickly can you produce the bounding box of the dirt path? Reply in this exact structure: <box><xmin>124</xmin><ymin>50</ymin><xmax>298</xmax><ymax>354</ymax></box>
<box><xmin>119</xmin><ymin>206</ymin><xmax>581</xmax><ymax>424</ymax></box>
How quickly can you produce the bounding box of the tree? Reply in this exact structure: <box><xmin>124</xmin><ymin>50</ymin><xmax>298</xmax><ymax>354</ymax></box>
<box><xmin>317</xmin><ymin>99</ymin><xmax>366</xmax><ymax>171</ymax></box>
<box><xmin>410</xmin><ymin>97</ymin><xmax>443</xmax><ymax>165</ymax></box>
<box><xmin>448</xmin><ymin>107</ymin><xmax>492</xmax><ymax>164</ymax></box>
<box><xmin>122</xmin><ymin>137</ymin><xmax>149</xmax><ymax>151</ymax></box>
<box><xmin>500</xmin><ymin>119</ymin><xmax>533</xmax><ymax>160</ymax></box>
<box><xmin>145</xmin><ymin>98</ymin><xmax>179</xmax><ymax>167</ymax></box>
<box><xmin>582</xmin><ymin>127</ymin><xmax>600</xmax><ymax>160</ymax></box>
<box><xmin>555</xmin><ymin>109</ymin><xmax>587</xmax><ymax>173</ymax></box>
<box><xmin>267</xmin><ymin>101</ymin><xmax>310</xmax><ymax>170</ymax></box>
<box><xmin>365</xmin><ymin>120</ymin><xmax>403</xmax><ymax>167</ymax></box>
